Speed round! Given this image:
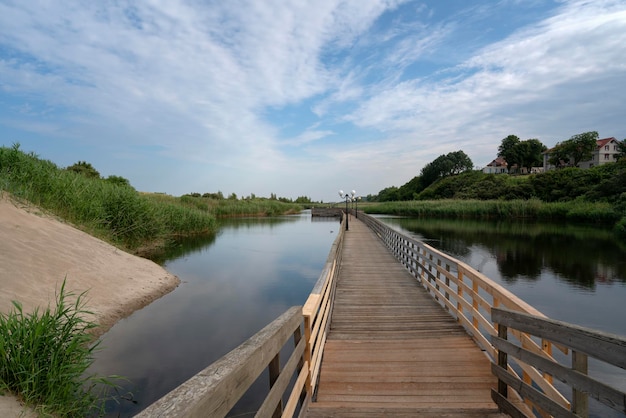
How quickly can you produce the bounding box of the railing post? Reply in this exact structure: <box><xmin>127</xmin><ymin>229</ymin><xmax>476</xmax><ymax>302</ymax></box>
<box><xmin>472</xmin><ymin>281</ymin><xmax>479</xmax><ymax>329</ymax></box>
<box><xmin>269</xmin><ymin>353</ymin><xmax>282</xmax><ymax>418</ymax></box>
<box><xmin>456</xmin><ymin>267</ymin><xmax>464</xmax><ymax>315</ymax></box>
<box><xmin>572</xmin><ymin>350</ymin><xmax>589</xmax><ymax>417</ymax></box>
<box><xmin>294</xmin><ymin>325</ymin><xmax>307</xmax><ymax>406</ymax></box>
<box><xmin>303</xmin><ymin>314</ymin><xmax>313</xmax><ymax>394</ymax></box>
<box><xmin>497</xmin><ymin>323</ymin><xmax>508</xmax><ymax>399</ymax></box>
<box><xmin>444</xmin><ymin>263</ymin><xmax>450</xmax><ymax>302</ymax></box>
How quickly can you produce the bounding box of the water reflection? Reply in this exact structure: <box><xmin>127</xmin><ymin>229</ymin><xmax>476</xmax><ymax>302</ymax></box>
<box><xmin>378</xmin><ymin>217</ymin><xmax>626</xmax><ymax>288</ymax></box>
<box><xmin>375</xmin><ymin>216</ymin><xmax>626</xmax><ymax>337</ymax></box>
<box><xmin>89</xmin><ymin>212</ymin><xmax>339</xmax><ymax>417</ymax></box>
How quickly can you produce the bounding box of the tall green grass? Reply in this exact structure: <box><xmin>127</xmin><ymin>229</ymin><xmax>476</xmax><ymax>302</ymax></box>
<box><xmin>0</xmin><ymin>281</ymin><xmax>118</xmax><ymax>417</ymax></box>
<box><xmin>0</xmin><ymin>144</ymin><xmax>217</xmax><ymax>250</ymax></box>
<box><xmin>0</xmin><ymin>144</ymin><xmax>304</xmax><ymax>251</ymax></box>
<box><xmin>363</xmin><ymin>199</ymin><xmax>621</xmax><ymax>224</ymax></box>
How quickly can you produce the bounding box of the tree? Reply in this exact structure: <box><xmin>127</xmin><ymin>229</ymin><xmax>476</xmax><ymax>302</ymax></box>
<box><xmin>516</xmin><ymin>139</ymin><xmax>547</xmax><ymax>172</ymax></box>
<box><xmin>66</xmin><ymin>161</ymin><xmax>100</xmax><ymax>178</ymax></box>
<box><xmin>446</xmin><ymin>150</ymin><xmax>474</xmax><ymax>175</ymax></box>
<box><xmin>420</xmin><ymin>150</ymin><xmax>473</xmax><ymax>189</ymax></box>
<box><xmin>497</xmin><ymin>135</ymin><xmax>521</xmax><ymax>172</ymax></box>
<box><xmin>616</xmin><ymin>139</ymin><xmax>626</xmax><ymax>161</ymax></box>
<box><xmin>105</xmin><ymin>175</ymin><xmax>131</xmax><ymax>188</ymax></box>
<box><xmin>397</xmin><ymin>176</ymin><xmax>422</xmax><ymax>200</ymax></box>
<box><xmin>548</xmin><ymin>132</ymin><xmax>598</xmax><ymax>168</ymax></box>
<box><xmin>548</xmin><ymin>143</ymin><xmax>570</xmax><ymax>168</ymax></box>
<box><xmin>376</xmin><ymin>186</ymin><xmax>399</xmax><ymax>202</ymax></box>
<box><xmin>565</xmin><ymin>131</ymin><xmax>598</xmax><ymax>167</ymax></box>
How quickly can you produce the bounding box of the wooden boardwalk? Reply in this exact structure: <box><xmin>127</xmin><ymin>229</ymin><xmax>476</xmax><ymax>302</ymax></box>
<box><xmin>305</xmin><ymin>217</ymin><xmax>504</xmax><ymax>417</ymax></box>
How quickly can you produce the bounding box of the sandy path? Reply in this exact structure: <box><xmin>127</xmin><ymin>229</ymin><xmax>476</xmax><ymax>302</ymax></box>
<box><xmin>0</xmin><ymin>194</ymin><xmax>180</xmax><ymax>416</ymax></box>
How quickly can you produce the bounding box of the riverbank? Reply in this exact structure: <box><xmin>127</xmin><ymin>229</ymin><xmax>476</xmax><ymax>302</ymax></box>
<box><xmin>0</xmin><ymin>194</ymin><xmax>180</xmax><ymax>415</ymax></box>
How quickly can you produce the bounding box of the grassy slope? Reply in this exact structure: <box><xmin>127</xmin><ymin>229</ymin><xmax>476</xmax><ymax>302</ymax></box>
<box><xmin>0</xmin><ymin>144</ymin><xmax>301</xmax><ymax>253</ymax></box>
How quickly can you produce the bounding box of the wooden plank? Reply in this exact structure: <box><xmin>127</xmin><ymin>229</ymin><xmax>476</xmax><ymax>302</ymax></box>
<box><xmin>306</xmin><ymin>218</ymin><xmax>499</xmax><ymax>416</ymax></box>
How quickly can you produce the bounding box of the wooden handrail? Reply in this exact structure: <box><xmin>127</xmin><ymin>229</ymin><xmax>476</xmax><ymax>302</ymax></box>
<box><xmin>136</xmin><ymin>306</ymin><xmax>306</xmax><ymax>418</ymax></box>
<box><xmin>357</xmin><ymin>212</ymin><xmax>571</xmax><ymax>416</ymax></box>
<box><xmin>302</xmin><ymin>215</ymin><xmax>345</xmax><ymax>396</ymax></box>
<box><xmin>491</xmin><ymin>307</ymin><xmax>626</xmax><ymax>417</ymax></box>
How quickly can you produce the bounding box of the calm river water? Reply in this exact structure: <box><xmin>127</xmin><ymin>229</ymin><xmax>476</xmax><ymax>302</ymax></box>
<box><xmin>89</xmin><ymin>211</ymin><xmax>340</xmax><ymax>417</ymax></box>
<box><xmin>90</xmin><ymin>212</ymin><xmax>626</xmax><ymax>417</ymax></box>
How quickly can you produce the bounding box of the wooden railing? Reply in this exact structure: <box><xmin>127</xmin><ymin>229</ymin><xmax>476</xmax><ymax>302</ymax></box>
<box><xmin>491</xmin><ymin>307</ymin><xmax>626</xmax><ymax>418</ymax></box>
<box><xmin>137</xmin><ymin>212</ymin><xmax>625</xmax><ymax>417</ymax></box>
<box><xmin>302</xmin><ymin>215</ymin><xmax>345</xmax><ymax>398</ymax></box>
<box><xmin>137</xmin><ymin>217</ymin><xmax>346</xmax><ymax>418</ymax></box>
<box><xmin>136</xmin><ymin>306</ymin><xmax>307</xmax><ymax>418</ymax></box>
<box><xmin>357</xmin><ymin>212</ymin><xmax>571</xmax><ymax>416</ymax></box>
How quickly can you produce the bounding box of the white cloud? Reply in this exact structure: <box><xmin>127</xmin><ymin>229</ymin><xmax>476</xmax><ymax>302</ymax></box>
<box><xmin>1</xmin><ymin>0</ymin><xmax>625</xmax><ymax>200</ymax></box>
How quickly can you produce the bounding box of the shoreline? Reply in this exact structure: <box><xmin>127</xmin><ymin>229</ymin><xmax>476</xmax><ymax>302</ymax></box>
<box><xmin>0</xmin><ymin>195</ymin><xmax>180</xmax><ymax>415</ymax></box>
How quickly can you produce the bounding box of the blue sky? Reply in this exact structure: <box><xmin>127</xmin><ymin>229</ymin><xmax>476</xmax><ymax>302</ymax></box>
<box><xmin>1</xmin><ymin>0</ymin><xmax>625</xmax><ymax>202</ymax></box>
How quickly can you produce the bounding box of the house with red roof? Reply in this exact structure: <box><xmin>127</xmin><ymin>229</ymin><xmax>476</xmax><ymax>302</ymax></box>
<box><xmin>543</xmin><ymin>137</ymin><xmax>622</xmax><ymax>171</ymax></box>
<box><xmin>482</xmin><ymin>157</ymin><xmax>508</xmax><ymax>174</ymax></box>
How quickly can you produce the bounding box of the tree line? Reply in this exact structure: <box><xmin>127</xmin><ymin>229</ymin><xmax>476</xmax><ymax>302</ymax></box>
<box><xmin>370</xmin><ymin>131</ymin><xmax>626</xmax><ymax>202</ymax></box>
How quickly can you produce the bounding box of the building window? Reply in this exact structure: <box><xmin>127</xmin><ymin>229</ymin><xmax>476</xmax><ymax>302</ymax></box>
<box><xmin>604</xmin><ymin>154</ymin><xmax>610</xmax><ymax>160</ymax></box>
<box><xmin>605</xmin><ymin>145</ymin><xmax>610</xmax><ymax>150</ymax></box>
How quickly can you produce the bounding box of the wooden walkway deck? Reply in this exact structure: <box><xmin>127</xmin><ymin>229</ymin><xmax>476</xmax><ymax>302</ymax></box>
<box><xmin>305</xmin><ymin>217</ymin><xmax>504</xmax><ymax>417</ymax></box>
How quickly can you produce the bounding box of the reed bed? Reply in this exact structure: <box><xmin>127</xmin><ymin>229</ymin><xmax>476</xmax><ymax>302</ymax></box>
<box><xmin>364</xmin><ymin>199</ymin><xmax>620</xmax><ymax>224</ymax></box>
<box><xmin>3</xmin><ymin>145</ymin><xmax>307</xmax><ymax>251</ymax></box>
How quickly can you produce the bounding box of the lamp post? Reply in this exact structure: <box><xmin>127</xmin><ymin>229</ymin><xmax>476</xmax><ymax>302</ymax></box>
<box><xmin>338</xmin><ymin>190</ymin><xmax>356</xmax><ymax>231</ymax></box>
<box><xmin>354</xmin><ymin>195</ymin><xmax>360</xmax><ymax>218</ymax></box>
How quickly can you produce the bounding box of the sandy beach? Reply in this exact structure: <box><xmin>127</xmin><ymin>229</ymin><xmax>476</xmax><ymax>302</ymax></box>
<box><xmin>0</xmin><ymin>194</ymin><xmax>180</xmax><ymax>416</ymax></box>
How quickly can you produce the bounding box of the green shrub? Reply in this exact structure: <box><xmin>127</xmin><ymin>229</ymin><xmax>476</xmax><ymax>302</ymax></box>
<box><xmin>0</xmin><ymin>281</ymin><xmax>118</xmax><ymax>416</ymax></box>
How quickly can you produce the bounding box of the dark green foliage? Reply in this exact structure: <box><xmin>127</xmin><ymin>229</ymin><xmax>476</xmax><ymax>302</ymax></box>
<box><xmin>0</xmin><ymin>280</ymin><xmax>118</xmax><ymax>416</ymax></box>
<box><xmin>498</xmin><ymin>134</ymin><xmax>521</xmax><ymax>172</ymax></box>
<box><xmin>497</xmin><ymin>135</ymin><xmax>547</xmax><ymax>173</ymax></box>
<box><xmin>616</xmin><ymin>139</ymin><xmax>626</xmax><ymax>161</ymax></box>
<box><xmin>397</xmin><ymin>176</ymin><xmax>422</xmax><ymax>200</ymax></box>
<box><xmin>517</xmin><ymin>139</ymin><xmax>547</xmax><ymax>172</ymax></box>
<box><xmin>549</xmin><ymin>131</ymin><xmax>598</xmax><ymax>168</ymax></box>
<box><xmin>66</xmin><ymin>161</ymin><xmax>101</xmax><ymax>179</ymax></box>
<box><xmin>376</xmin><ymin>186</ymin><xmax>399</xmax><ymax>202</ymax></box>
<box><xmin>202</xmin><ymin>191</ymin><xmax>225</xmax><ymax>200</ymax></box>
<box><xmin>104</xmin><ymin>175</ymin><xmax>132</xmax><ymax>188</ymax></box>
<box><xmin>420</xmin><ymin>150</ymin><xmax>473</xmax><ymax>189</ymax></box>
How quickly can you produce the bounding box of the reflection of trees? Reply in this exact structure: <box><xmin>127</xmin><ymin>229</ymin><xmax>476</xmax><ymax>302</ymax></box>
<box><xmin>148</xmin><ymin>233</ymin><xmax>219</xmax><ymax>264</ymax></box>
<box><xmin>150</xmin><ymin>214</ymin><xmax>310</xmax><ymax>265</ymax></box>
<box><xmin>495</xmin><ymin>247</ymin><xmax>542</xmax><ymax>282</ymax></box>
<box><xmin>380</xmin><ymin>217</ymin><xmax>626</xmax><ymax>288</ymax></box>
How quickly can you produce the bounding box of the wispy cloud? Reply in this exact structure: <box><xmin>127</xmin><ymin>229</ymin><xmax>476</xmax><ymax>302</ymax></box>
<box><xmin>0</xmin><ymin>0</ymin><xmax>624</xmax><ymax>200</ymax></box>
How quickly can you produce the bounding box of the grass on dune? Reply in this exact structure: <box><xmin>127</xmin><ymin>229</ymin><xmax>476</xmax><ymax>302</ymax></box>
<box><xmin>0</xmin><ymin>281</ymin><xmax>119</xmax><ymax>417</ymax></box>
